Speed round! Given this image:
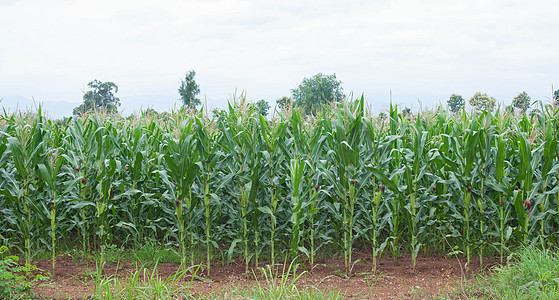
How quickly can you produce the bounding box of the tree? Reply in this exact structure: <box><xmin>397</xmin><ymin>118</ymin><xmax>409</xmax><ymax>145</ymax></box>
<box><xmin>553</xmin><ymin>89</ymin><xmax>559</xmax><ymax>106</ymax></box>
<box><xmin>254</xmin><ymin>99</ymin><xmax>270</xmax><ymax>116</ymax></box>
<box><xmin>276</xmin><ymin>96</ymin><xmax>293</xmax><ymax>112</ymax></box>
<box><xmin>469</xmin><ymin>92</ymin><xmax>496</xmax><ymax>112</ymax></box>
<box><xmin>211</xmin><ymin>108</ymin><xmax>226</xmax><ymax>119</ymax></box>
<box><xmin>291</xmin><ymin>73</ymin><xmax>345</xmax><ymax>115</ymax></box>
<box><xmin>447</xmin><ymin>94</ymin><xmax>465</xmax><ymax>113</ymax></box>
<box><xmin>143</xmin><ymin>108</ymin><xmax>159</xmax><ymax>118</ymax></box>
<box><xmin>402</xmin><ymin>107</ymin><xmax>412</xmax><ymax>117</ymax></box>
<box><xmin>73</xmin><ymin>80</ymin><xmax>120</xmax><ymax>116</ymax></box>
<box><xmin>512</xmin><ymin>91</ymin><xmax>531</xmax><ymax>113</ymax></box>
<box><xmin>178</xmin><ymin>70</ymin><xmax>201</xmax><ymax>109</ymax></box>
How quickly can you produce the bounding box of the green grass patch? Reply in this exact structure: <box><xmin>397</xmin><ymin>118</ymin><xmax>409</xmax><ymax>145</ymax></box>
<box><xmin>477</xmin><ymin>246</ymin><xmax>559</xmax><ymax>299</ymax></box>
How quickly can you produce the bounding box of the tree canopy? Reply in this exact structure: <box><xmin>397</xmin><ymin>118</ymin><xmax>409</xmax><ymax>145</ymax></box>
<box><xmin>254</xmin><ymin>99</ymin><xmax>270</xmax><ymax>116</ymax></box>
<box><xmin>447</xmin><ymin>94</ymin><xmax>465</xmax><ymax>113</ymax></box>
<box><xmin>276</xmin><ymin>96</ymin><xmax>292</xmax><ymax>113</ymax></box>
<box><xmin>512</xmin><ymin>91</ymin><xmax>531</xmax><ymax>113</ymax></box>
<box><xmin>469</xmin><ymin>92</ymin><xmax>496</xmax><ymax>112</ymax></box>
<box><xmin>178</xmin><ymin>70</ymin><xmax>201</xmax><ymax>109</ymax></box>
<box><xmin>73</xmin><ymin>80</ymin><xmax>120</xmax><ymax>116</ymax></box>
<box><xmin>291</xmin><ymin>73</ymin><xmax>345</xmax><ymax>115</ymax></box>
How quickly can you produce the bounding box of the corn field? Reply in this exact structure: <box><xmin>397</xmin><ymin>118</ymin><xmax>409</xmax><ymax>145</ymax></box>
<box><xmin>1</xmin><ymin>98</ymin><xmax>559</xmax><ymax>275</ymax></box>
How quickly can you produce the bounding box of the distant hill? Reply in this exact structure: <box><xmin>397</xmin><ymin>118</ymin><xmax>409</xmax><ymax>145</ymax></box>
<box><xmin>0</xmin><ymin>95</ymin><xmax>77</xmax><ymax>119</ymax></box>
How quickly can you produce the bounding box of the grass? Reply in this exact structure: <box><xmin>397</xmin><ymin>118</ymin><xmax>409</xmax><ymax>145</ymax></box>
<box><xmin>479</xmin><ymin>246</ymin><xmax>559</xmax><ymax>299</ymax></box>
<box><xmin>85</xmin><ymin>260</ymin><xmax>343</xmax><ymax>300</ymax></box>
<box><xmin>248</xmin><ymin>261</ymin><xmax>343</xmax><ymax>300</ymax></box>
<box><xmin>222</xmin><ymin>286</ymin><xmax>343</xmax><ymax>300</ymax></box>
<box><xmin>132</xmin><ymin>239</ymin><xmax>181</xmax><ymax>266</ymax></box>
<box><xmin>60</xmin><ymin>239</ymin><xmax>182</xmax><ymax>267</ymax></box>
<box><xmin>26</xmin><ymin>242</ymin><xmax>345</xmax><ymax>300</ymax></box>
<box><xmin>440</xmin><ymin>246</ymin><xmax>559</xmax><ymax>300</ymax></box>
<box><xmin>89</xmin><ymin>264</ymin><xmax>199</xmax><ymax>300</ymax></box>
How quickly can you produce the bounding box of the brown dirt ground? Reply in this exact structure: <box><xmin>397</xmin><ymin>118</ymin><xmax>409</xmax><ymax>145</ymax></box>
<box><xmin>31</xmin><ymin>252</ymin><xmax>495</xmax><ymax>299</ymax></box>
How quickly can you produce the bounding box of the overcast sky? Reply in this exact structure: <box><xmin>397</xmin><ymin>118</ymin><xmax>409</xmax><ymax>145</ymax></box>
<box><xmin>1</xmin><ymin>0</ymin><xmax>558</xmax><ymax>118</ymax></box>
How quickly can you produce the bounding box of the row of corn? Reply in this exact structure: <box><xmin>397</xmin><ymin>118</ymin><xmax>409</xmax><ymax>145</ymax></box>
<box><xmin>1</xmin><ymin>99</ymin><xmax>558</xmax><ymax>274</ymax></box>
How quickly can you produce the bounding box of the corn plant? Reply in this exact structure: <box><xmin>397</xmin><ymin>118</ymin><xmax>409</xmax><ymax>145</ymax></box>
<box><xmin>96</xmin><ymin>158</ymin><xmax>120</xmax><ymax>271</ymax></box>
<box><xmin>487</xmin><ymin>134</ymin><xmax>515</xmax><ymax>263</ymax></box>
<box><xmin>4</xmin><ymin>113</ymin><xmax>47</xmax><ymax>264</ymax></box>
<box><xmin>257</xmin><ymin>115</ymin><xmax>288</xmax><ymax>268</ymax></box>
<box><xmin>516</xmin><ymin>131</ymin><xmax>534</xmax><ymax>245</ymax></box>
<box><xmin>37</xmin><ymin>153</ymin><xmax>63</xmax><ymax>275</ymax></box>
<box><xmin>305</xmin><ymin>182</ymin><xmax>322</xmax><ymax>266</ymax></box>
<box><xmin>444</xmin><ymin>115</ymin><xmax>480</xmax><ymax>271</ymax></box>
<box><xmin>219</xmin><ymin>101</ymin><xmax>264</xmax><ymax>272</ymax></box>
<box><xmin>164</xmin><ymin>117</ymin><xmax>200</xmax><ymax>268</ymax></box>
<box><xmin>62</xmin><ymin>118</ymin><xmax>94</xmax><ymax>253</ymax></box>
<box><xmin>403</xmin><ymin>121</ymin><xmax>429</xmax><ymax>271</ymax></box>
<box><xmin>369</xmin><ymin>181</ymin><xmax>388</xmax><ymax>272</ymax></box>
<box><xmin>324</xmin><ymin>99</ymin><xmax>366</xmax><ymax>274</ymax></box>
<box><xmin>538</xmin><ymin>121</ymin><xmax>558</xmax><ymax>243</ymax></box>
<box><xmin>196</xmin><ymin>115</ymin><xmax>221</xmax><ymax>276</ymax></box>
<box><xmin>383</xmin><ymin>103</ymin><xmax>409</xmax><ymax>264</ymax></box>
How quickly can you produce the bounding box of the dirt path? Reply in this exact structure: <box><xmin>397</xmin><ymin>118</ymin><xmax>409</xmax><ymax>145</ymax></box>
<box><xmin>32</xmin><ymin>253</ymin><xmax>493</xmax><ymax>299</ymax></box>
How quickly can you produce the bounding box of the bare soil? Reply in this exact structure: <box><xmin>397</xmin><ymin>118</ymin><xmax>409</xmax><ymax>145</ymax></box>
<box><xmin>31</xmin><ymin>252</ymin><xmax>495</xmax><ymax>299</ymax></box>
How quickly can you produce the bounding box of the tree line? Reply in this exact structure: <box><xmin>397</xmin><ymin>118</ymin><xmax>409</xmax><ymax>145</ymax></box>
<box><xmin>447</xmin><ymin>91</ymin><xmax>543</xmax><ymax>114</ymax></box>
<box><xmin>72</xmin><ymin>71</ymin><xmax>559</xmax><ymax>117</ymax></box>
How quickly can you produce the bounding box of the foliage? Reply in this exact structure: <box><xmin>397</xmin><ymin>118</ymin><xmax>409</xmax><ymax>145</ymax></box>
<box><xmin>211</xmin><ymin>108</ymin><xmax>226</xmax><ymax>119</ymax></box>
<box><xmin>469</xmin><ymin>92</ymin><xmax>496</xmax><ymax>112</ymax></box>
<box><xmin>482</xmin><ymin>246</ymin><xmax>559</xmax><ymax>299</ymax></box>
<box><xmin>248</xmin><ymin>261</ymin><xmax>343</xmax><ymax>299</ymax></box>
<box><xmin>178</xmin><ymin>70</ymin><xmax>201</xmax><ymax>109</ymax></box>
<box><xmin>254</xmin><ymin>99</ymin><xmax>270</xmax><ymax>116</ymax></box>
<box><xmin>73</xmin><ymin>80</ymin><xmax>120</xmax><ymax>116</ymax></box>
<box><xmin>0</xmin><ymin>235</ymin><xmax>44</xmax><ymax>299</ymax></box>
<box><xmin>2</xmin><ymin>98</ymin><xmax>559</xmax><ymax>279</ymax></box>
<box><xmin>554</xmin><ymin>89</ymin><xmax>559</xmax><ymax>106</ymax></box>
<box><xmin>513</xmin><ymin>91</ymin><xmax>531</xmax><ymax>113</ymax></box>
<box><xmin>276</xmin><ymin>96</ymin><xmax>292</xmax><ymax>113</ymax></box>
<box><xmin>402</xmin><ymin>107</ymin><xmax>412</xmax><ymax>117</ymax></box>
<box><xmin>90</xmin><ymin>264</ymin><xmax>199</xmax><ymax>299</ymax></box>
<box><xmin>143</xmin><ymin>108</ymin><xmax>159</xmax><ymax>118</ymax></box>
<box><xmin>291</xmin><ymin>73</ymin><xmax>345</xmax><ymax>115</ymax></box>
<box><xmin>447</xmin><ymin>94</ymin><xmax>465</xmax><ymax>113</ymax></box>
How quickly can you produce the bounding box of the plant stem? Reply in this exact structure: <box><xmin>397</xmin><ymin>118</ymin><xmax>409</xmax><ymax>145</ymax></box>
<box><xmin>309</xmin><ymin>188</ymin><xmax>317</xmax><ymax>266</ymax></box>
<box><xmin>175</xmin><ymin>197</ymin><xmax>186</xmax><ymax>269</ymax></box>
<box><xmin>204</xmin><ymin>182</ymin><xmax>211</xmax><ymax>276</ymax></box>
<box><xmin>22</xmin><ymin>189</ymin><xmax>31</xmax><ymax>266</ymax></box>
<box><xmin>51</xmin><ymin>190</ymin><xmax>57</xmax><ymax>276</ymax></box>
<box><xmin>479</xmin><ymin>178</ymin><xmax>484</xmax><ymax>269</ymax></box>
<box><xmin>187</xmin><ymin>188</ymin><xmax>194</xmax><ymax>267</ymax></box>
<box><xmin>240</xmin><ymin>187</ymin><xmax>249</xmax><ymax>273</ymax></box>
<box><xmin>348</xmin><ymin>182</ymin><xmax>355</xmax><ymax>274</ymax></box>
<box><xmin>371</xmin><ymin>189</ymin><xmax>381</xmax><ymax>273</ymax></box>
<box><xmin>270</xmin><ymin>187</ymin><xmax>277</xmax><ymax>268</ymax></box>
<box><xmin>540</xmin><ymin>189</ymin><xmax>546</xmax><ymax>238</ymax></box>
<box><xmin>410</xmin><ymin>192</ymin><xmax>417</xmax><ymax>272</ymax></box>
<box><xmin>464</xmin><ymin>189</ymin><xmax>471</xmax><ymax>271</ymax></box>
<box><xmin>499</xmin><ymin>196</ymin><xmax>505</xmax><ymax>264</ymax></box>
<box><xmin>343</xmin><ymin>194</ymin><xmax>348</xmax><ymax>272</ymax></box>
